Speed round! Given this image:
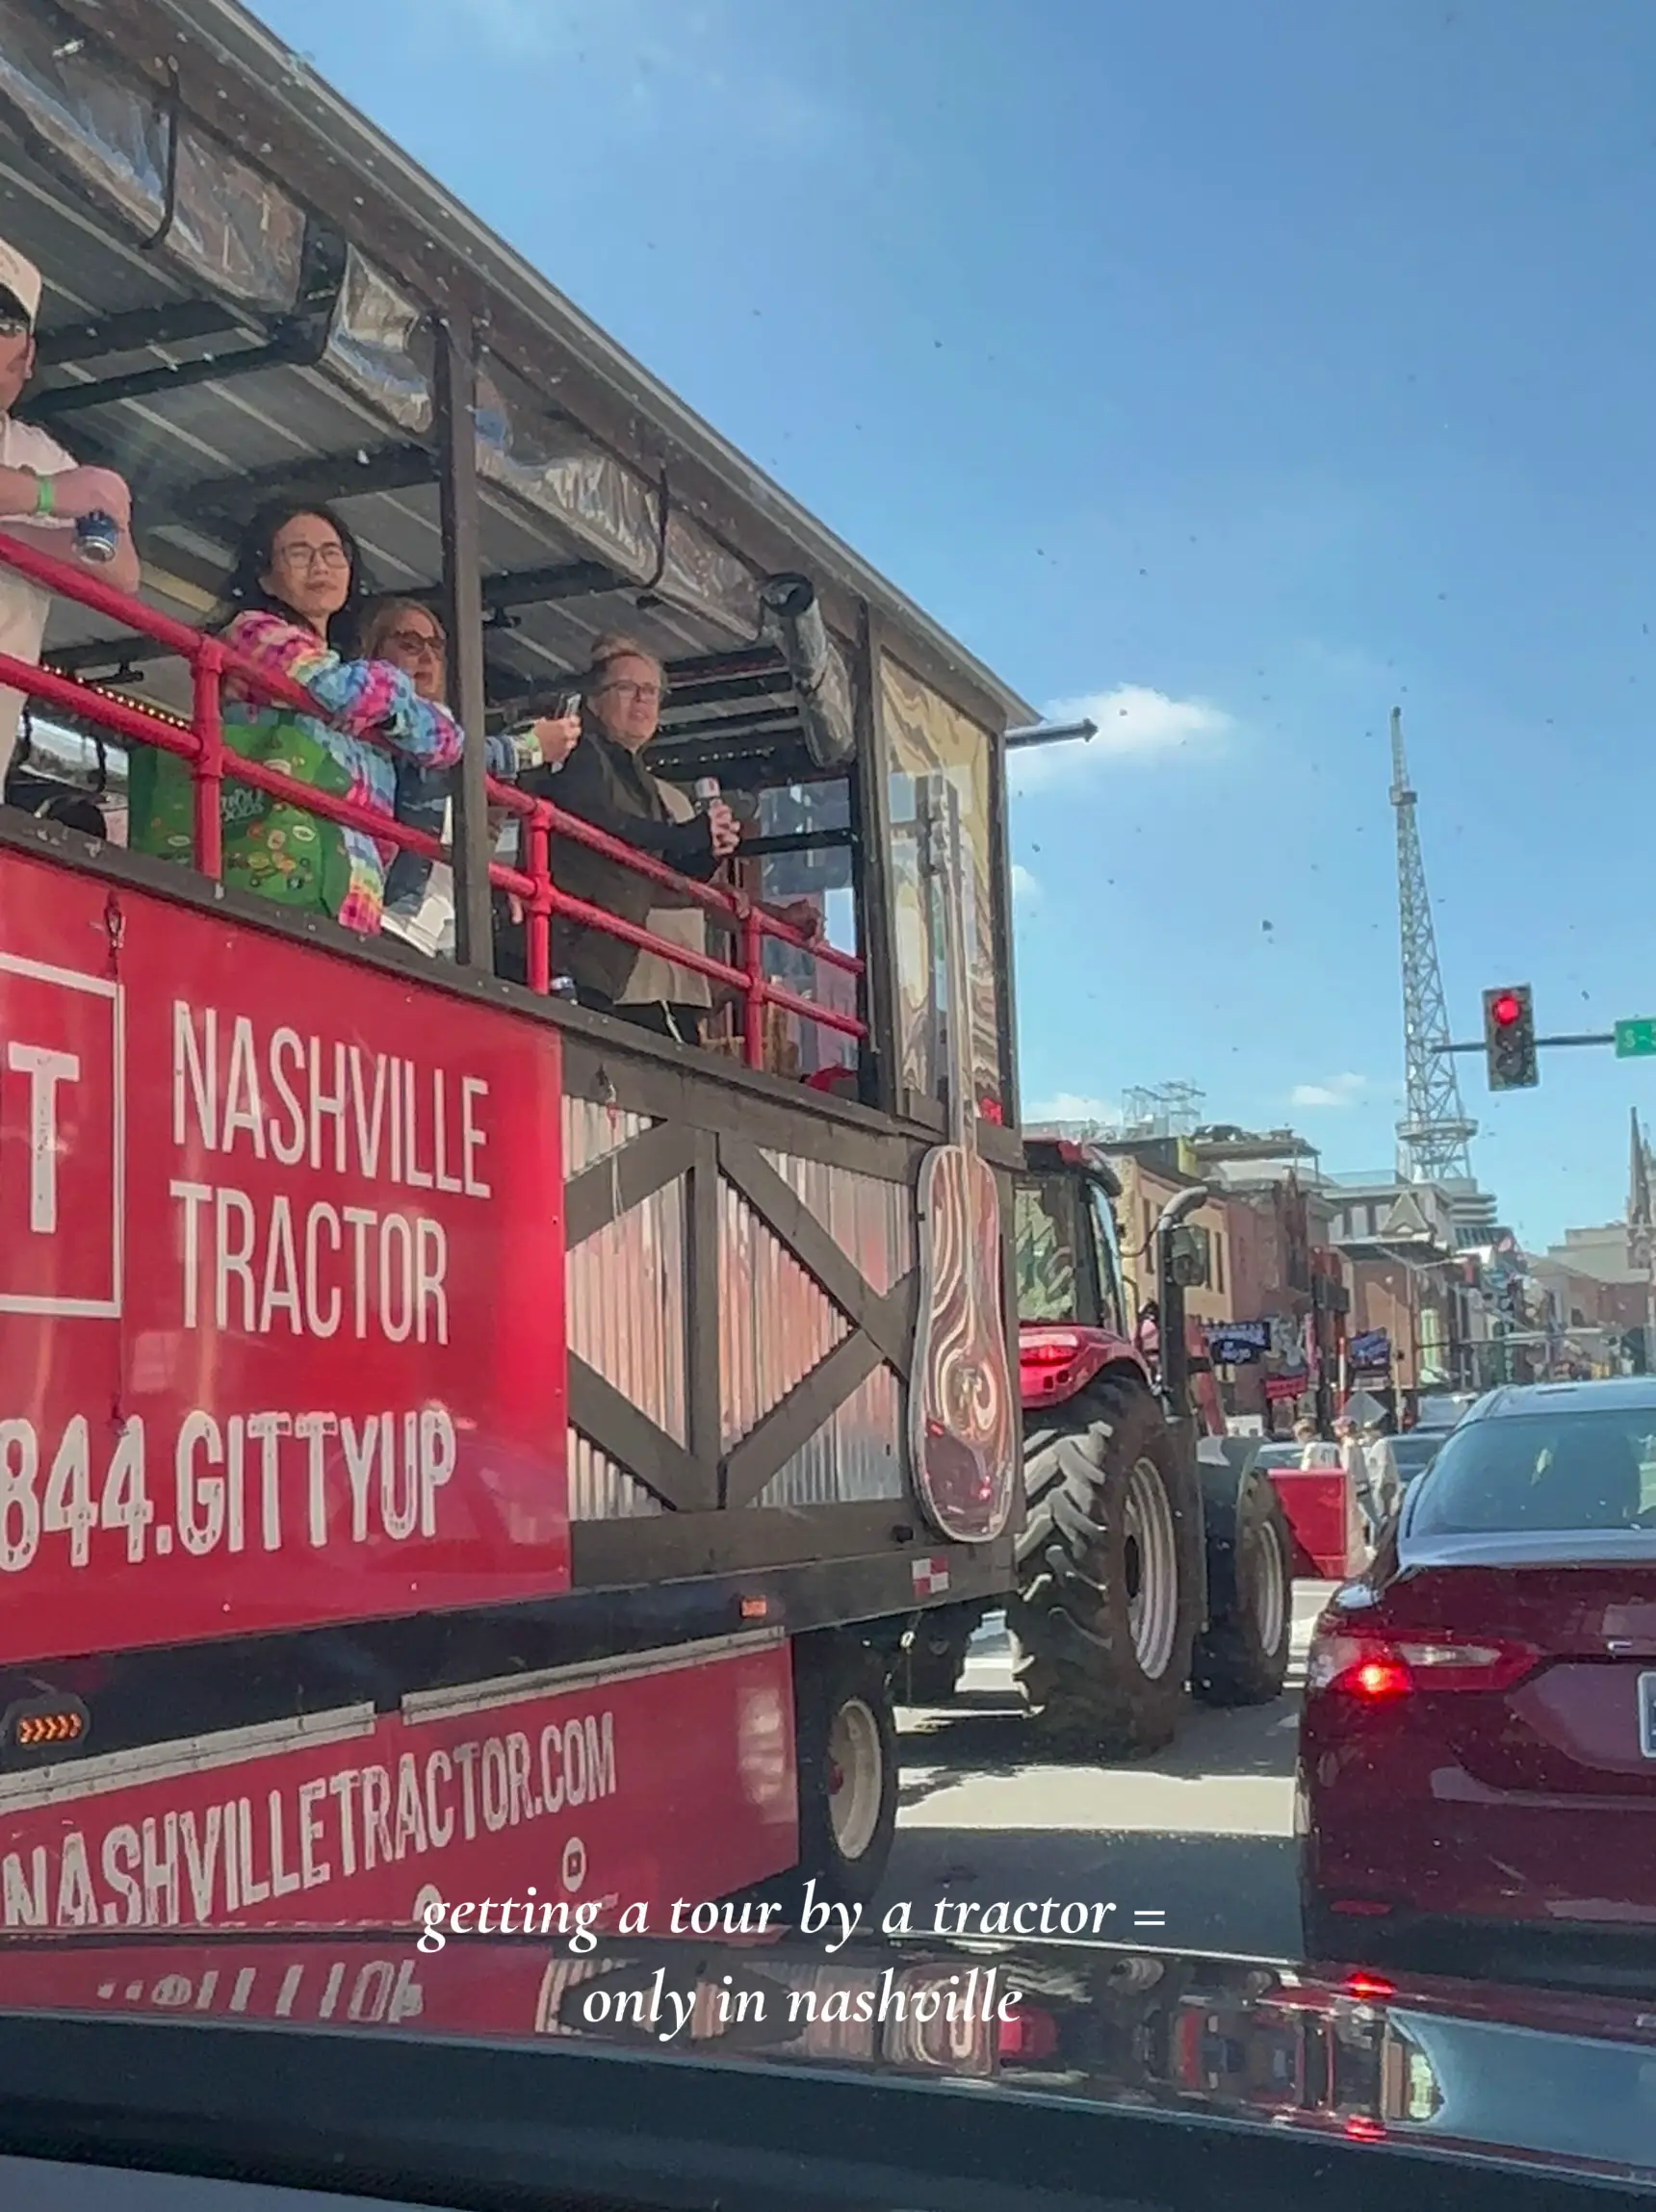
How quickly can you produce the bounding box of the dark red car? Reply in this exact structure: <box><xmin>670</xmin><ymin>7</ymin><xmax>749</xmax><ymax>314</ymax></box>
<box><xmin>1298</xmin><ymin>1376</ymin><xmax>1656</xmax><ymax>1977</ymax></box>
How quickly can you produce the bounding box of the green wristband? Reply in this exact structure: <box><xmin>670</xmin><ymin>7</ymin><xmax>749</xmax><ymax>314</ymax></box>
<box><xmin>32</xmin><ymin>474</ymin><xmax>54</xmax><ymax>519</ymax></box>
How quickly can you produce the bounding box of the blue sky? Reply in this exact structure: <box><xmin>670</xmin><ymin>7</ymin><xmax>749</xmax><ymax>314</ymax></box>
<box><xmin>258</xmin><ymin>0</ymin><xmax>1656</xmax><ymax>1251</ymax></box>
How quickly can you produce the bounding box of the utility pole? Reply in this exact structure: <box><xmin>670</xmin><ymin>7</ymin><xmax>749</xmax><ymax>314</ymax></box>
<box><xmin>1629</xmin><ymin>1107</ymin><xmax>1655</xmax><ymax>1376</ymax></box>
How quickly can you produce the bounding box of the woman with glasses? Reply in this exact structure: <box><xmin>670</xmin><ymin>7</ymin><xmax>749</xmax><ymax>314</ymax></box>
<box><xmin>356</xmin><ymin>596</ymin><xmax>579</xmax><ymax>955</ymax></box>
<box><xmin>127</xmin><ymin>502</ymin><xmax>463</xmax><ymax>935</ymax></box>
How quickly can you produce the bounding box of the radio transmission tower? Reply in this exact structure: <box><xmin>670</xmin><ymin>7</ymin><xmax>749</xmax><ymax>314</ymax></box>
<box><xmin>1390</xmin><ymin>707</ymin><xmax>1476</xmax><ymax>1181</ymax></box>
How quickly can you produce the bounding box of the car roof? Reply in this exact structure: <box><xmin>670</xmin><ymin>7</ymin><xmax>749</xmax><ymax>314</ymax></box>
<box><xmin>1464</xmin><ymin>1376</ymin><xmax>1656</xmax><ymax>1421</ymax></box>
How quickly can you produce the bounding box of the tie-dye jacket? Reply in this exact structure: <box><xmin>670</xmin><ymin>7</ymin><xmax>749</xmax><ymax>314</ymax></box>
<box><xmin>127</xmin><ymin>608</ymin><xmax>472</xmax><ymax>935</ymax></box>
<box><xmin>220</xmin><ymin>610</ymin><xmax>467</xmax><ymax>934</ymax></box>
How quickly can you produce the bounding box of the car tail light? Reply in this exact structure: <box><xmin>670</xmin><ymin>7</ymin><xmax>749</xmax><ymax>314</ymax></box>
<box><xmin>1306</xmin><ymin>1630</ymin><xmax>1540</xmax><ymax>1699</ymax></box>
<box><xmin>1314</xmin><ymin>1639</ymin><xmax>1412</xmax><ymax>1701</ymax></box>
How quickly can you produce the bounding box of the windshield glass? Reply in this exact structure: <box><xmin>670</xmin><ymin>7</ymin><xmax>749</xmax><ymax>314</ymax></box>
<box><xmin>1390</xmin><ymin>1435</ymin><xmax>1439</xmax><ymax>1468</ymax></box>
<box><xmin>1410</xmin><ymin>1410</ymin><xmax>1656</xmax><ymax>1534</ymax></box>
<box><xmin>1015</xmin><ymin>1177</ymin><xmax>1080</xmax><ymax>1323</ymax></box>
<box><xmin>6</xmin><ymin>0</ymin><xmax>1656</xmax><ymax>2161</ymax></box>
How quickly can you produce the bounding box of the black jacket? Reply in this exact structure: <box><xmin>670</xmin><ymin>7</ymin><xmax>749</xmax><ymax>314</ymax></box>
<box><xmin>509</xmin><ymin>723</ymin><xmax>720</xmax><ymax>1001</ymax></box>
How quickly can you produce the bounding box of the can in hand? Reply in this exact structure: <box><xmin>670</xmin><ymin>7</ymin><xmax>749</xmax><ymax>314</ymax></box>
<box><xmin>693</xmin><ymin>776</ymin><xmax>721</xmax><ymax>813</ymax></box>
<box><xmin>74</xmin><ymin>512</ymin><xmax>121</xmax><ymax>565</ymax></box>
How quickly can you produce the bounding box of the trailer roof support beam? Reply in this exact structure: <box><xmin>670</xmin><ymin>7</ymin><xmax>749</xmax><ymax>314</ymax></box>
<box><xmin>33</xmin><ymin>298</ymin><xmax>251</xmax><ymax>367</ymax></box>
<box><xmin>435</xmin><ymin>311</ymin><xmax>494</xmax><ymax>973</ymax></box>
<box><xmin>174</xmin><ymin>441</ymin><xmax>436</xmax><ymax>526</ymax></box>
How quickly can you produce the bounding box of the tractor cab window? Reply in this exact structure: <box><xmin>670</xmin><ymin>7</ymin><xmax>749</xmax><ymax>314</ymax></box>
<box><xmin>1015</xmin><ymin>1177</ymin><xmax>1081</xmax><ymax>1324</ymax></box>
<box><xmin>1087</xmin><ymin>1181</ymin><xmax>1129</xmax><ymax>1340</ymax></box>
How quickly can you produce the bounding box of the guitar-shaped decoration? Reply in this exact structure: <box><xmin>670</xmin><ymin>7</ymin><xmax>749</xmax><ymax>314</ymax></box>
<box><xmin>907</xmin><ymin>773</ymin><xmax>1018</xmax><ymax>1543</ymax></box>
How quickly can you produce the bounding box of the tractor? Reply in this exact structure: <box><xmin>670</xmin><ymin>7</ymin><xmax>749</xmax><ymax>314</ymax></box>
<box><xmin>900</xmin><ymin>1140</ymin><xmax>1295</xmax><ymax>1756</ymax></box>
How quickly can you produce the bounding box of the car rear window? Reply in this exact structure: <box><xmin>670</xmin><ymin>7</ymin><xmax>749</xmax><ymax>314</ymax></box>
<box><xmin>1410</xmin><ymin>1409</ymin><xmax>1656</xmax><ymax>1534</ymax></box>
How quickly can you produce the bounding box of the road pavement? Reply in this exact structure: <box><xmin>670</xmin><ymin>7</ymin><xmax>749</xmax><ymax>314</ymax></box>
<box><xmin>878</xmin><ymin>1584</ymin><xmax>1333</xmax><ymax>1962</ymax></box>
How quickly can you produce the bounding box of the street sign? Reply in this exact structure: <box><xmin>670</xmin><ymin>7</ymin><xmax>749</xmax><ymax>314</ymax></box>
<box><xmin>1616</xmin><ymin>1018</ymin><xmax>1656</xmax><ymax>1060</ymax></box>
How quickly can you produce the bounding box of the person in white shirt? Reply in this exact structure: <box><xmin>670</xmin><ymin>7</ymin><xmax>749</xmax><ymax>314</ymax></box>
<box><xmin>1359</xmin><ymin>1421</ymin><xmax>1402</xmax><ymax>1530</ymax></box>
<box><xmin>0</xmin><ymin>235</ymin><xmax>141</xmax><ymax>797</ymax></box>
<box><xmin>1295</xmin><ymin>1417</ymin><xmax>1335</xmax><ymax>1469</ymax></box>
<box><xmin>1333</xmin><ymin>1416</ymin><xmax>1375</xmax><ymax>1538</ymax></box>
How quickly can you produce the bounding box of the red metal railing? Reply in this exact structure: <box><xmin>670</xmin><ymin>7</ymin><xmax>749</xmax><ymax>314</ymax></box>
<box><xmin>0</xmin><ymin>535</ymin><xmax>865</xmax><ymax>1069</ymax></box>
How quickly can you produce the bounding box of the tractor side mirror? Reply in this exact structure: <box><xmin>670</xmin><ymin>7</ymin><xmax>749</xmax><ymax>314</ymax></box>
<box><xmin>1167</xmin><ymin>1223</ymin><xmax>1210</xmax><ymax>1289</ymax></box>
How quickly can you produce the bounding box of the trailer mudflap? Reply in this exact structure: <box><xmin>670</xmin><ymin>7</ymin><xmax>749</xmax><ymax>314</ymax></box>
<box><xmin>1194</xmin><ymin>1434</ymin><xmax>1263</xmax><ymax>1621</ymax></box>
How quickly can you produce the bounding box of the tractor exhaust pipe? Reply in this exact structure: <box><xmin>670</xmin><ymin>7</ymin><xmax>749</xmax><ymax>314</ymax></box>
<box><xmin>1154</xmin><ymin>1186</ymin><xmax>1211</xmax><ymax>1423</ymax></box>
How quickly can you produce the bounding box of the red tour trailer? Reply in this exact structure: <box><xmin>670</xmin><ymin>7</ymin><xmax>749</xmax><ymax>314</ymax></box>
<box><xmin>0</xmin><ymin>0</ymin><xmax>1292</xmax><ymax>1940</ymax></box>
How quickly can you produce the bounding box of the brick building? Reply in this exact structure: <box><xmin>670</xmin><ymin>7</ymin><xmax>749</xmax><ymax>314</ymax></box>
<box><xmin>1193</xmin><ymin>1129</ymin><xmax>1346</xmax><ymax>1429</ymax></box>
<box><xmin>1097</xmin><ymin>1136</ymin><xmax>1237</xmax><ymax>1334</ymax></box>
<box><xmin>1327</xmin><ymin>1174</ymin><xmax>1465</xmax><ymax>1402</ymax></box>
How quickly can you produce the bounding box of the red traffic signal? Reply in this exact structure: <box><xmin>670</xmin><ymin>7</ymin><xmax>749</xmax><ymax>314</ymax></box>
<box><xmin>1482</xmin><ymin>984</ymin><xmax>1538</xmax><ymax>1091</ymax></box>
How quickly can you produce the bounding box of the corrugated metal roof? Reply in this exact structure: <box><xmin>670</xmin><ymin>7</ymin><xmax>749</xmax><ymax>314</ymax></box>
<box><xmin>144</xmin><ymin>0</ymin><xmax>1036</xmax><ymax>727</ymax></box>
<box><xmin>2</xmin><ymin>117</ymin><xmax>767</xmax><ymax>729</ymax></box>
<box><xmin>4</xmin><ymin>0</ymin><xmax>1033</xmax><ymax>798</ymax></box>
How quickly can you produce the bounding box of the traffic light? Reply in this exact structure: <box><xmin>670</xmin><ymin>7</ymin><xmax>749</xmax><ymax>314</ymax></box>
<box><xmin>1483</xmin><ymin>985</ymin><xmax>1538</xmax><ymax>1091</ymax></box>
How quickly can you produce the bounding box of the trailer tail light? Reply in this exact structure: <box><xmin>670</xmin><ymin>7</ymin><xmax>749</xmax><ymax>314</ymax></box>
<box><xmin>5</xmin><ymin>1693</ymin><xmax>90</xmax><ymax>1756</ymax></box>
<box><xmin>880</xmin><ymin>1968</ymin><xmax>996</xmax><ymax>2075</ymax></box>
<box><xmin>997</xmin><ymin>2004</ymin><xmax>1062</xmax><ymax>2065</ymax></box>
<box><xmin>1307</xmin><ymin>1631</ymin><xmax>1540</xmax><ymax>1700</ymax></box>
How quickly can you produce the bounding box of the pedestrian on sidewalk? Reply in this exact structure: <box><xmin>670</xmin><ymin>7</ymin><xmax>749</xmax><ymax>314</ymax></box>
<box><xmin>1359</xmin><ymin>1420</ymin><xmax>1402</xmax><ymax>1531</ymax></box>
<box><xmin>1294</xmin><ymin>1416</ymin><xmax>1331</xmax><ymax>1469</ymax></box>
<box><xmin>1334</xmin><ymin>1416</ymin><xmax>1382</xmax><ymax>1545</ymax></box>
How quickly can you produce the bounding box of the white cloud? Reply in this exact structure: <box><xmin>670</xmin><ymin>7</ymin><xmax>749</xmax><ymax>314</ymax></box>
<box><xmin>1024</xmin><ymin>1093</ymin><xmax>1120</xmax><ymax>1127</ymax></box>
<box><xmin>1290</xmin><ymin>1072</ymin><xmax>1367</xmax><ymax>1109</ymax></box>
<box><xmin>1010</xmin><ymin>862</ymin><xmax>1042</xmax><ymax>907</ymax></box>
<box><xmin>1009</xmin><ymin>685</ymin><xmax>1232</xmax><ymax>794</ymax></box>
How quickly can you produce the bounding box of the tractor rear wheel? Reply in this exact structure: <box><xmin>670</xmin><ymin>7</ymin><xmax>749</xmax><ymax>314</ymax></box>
<box><xmin>1009</xmin><ymin>1374</ymin><xmax>1202</xmax><ymax>1759</ymax></box>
